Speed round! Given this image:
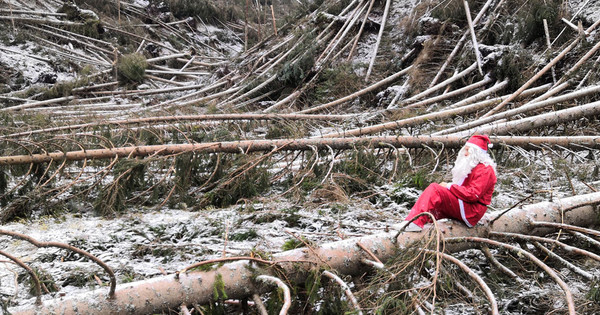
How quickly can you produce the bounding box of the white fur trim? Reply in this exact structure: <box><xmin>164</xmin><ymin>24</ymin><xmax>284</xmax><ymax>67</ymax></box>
<box><xmin>465</xmin><ymin>142</ymin><xmax>487</xmax><ymax>153</ymax></box>
<box><xmin>458</xmin><ymin>199</ymin><xmax>473</xmax><ymax>227</ymax></box>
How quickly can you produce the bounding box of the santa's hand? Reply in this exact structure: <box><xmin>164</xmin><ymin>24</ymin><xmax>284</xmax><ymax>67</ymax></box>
<box><xmin>439</xmin><ymin>182</ymin><xmax>451</xmax><ymax>189</ymax></box>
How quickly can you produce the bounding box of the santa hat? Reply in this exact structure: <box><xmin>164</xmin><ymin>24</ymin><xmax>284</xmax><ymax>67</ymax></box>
<box><xmin>466</xmin><ymin>135</ymin><xmax>492</xmax><ymax>151</ymax></box>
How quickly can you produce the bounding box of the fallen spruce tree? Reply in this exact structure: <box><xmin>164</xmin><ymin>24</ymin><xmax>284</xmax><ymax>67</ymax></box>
<box><xmin>9</xmin><ymin>191</ymin><xmax>600</xmax><ymax>314</ymax></box>
<box><xmin>2</xmin><ymin>135</ymin><xmax>600</xmax><ymax>165</ymax></box>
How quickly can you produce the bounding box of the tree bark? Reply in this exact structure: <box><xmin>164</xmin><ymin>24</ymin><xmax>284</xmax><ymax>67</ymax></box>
<box><xmin>438</xmin><ymin>84</ymin><xmax>600</xmax><ymax>135</ymax></box>
<box><xmin>297</xmin><ymin>66</ymin><xmax>412</xmax><ymax>114</ymax></box>
<box><xmin>456</xmin><ymin>100</ymin><xmax>600</xmax><ymax>136</ymax></box>
<box><xmin>365</xmin><ymin>0</ymin><xmax>391</xmax><ymax>82</ymax></box>
<box><xmin>10</xmin><ymin>192</ymin><xmax>600</xmax><ymax>315</ymax></box>
<box><xmin>321</xmin><ymin>83</ymin><xmax>546</xmax><ymax>138</ymax></box>
<box><xmin>3</xmin><ymin>135</ymin><xmax>600</xmax><ymax>165</ymax></box>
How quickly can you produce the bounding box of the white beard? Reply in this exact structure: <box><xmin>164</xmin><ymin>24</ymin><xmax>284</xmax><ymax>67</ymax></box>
<box><xmin>451</xmin><ymin>151</ymin><xmax>477</xmax><ymax>185</ymax></box>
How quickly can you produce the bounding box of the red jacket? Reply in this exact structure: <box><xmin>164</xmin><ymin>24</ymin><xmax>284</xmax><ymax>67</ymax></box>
<box><xmin>448</xmin><ymin>163</ymin><xmax>496</xmax><ymax>226</ymax></box>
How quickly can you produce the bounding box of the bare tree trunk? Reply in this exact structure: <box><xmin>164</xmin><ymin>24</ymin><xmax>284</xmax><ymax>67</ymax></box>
<box><xmin>400</xmin><ymin>62</ymin><xmax>477</xmax><ymax>106</ymax></box>
<box><xmin>457</xmin><ymin>100</ymin><xmax>600</xmax><ymax>136</ymax></box>
<box><xmin>437</xmin><ymin>84</ymin><xmax>600</xmax><ymax>135</ymax></box>
<box><xmin>321</xmin><ymin>82</ymin><xmax>546</xmax><ymax>138</ymax></box>
<box><xmin>403</xmin><ymin>75</ymin><xmax>493</xmax><ymax>109</ymax></box>
<box><xmin>482</xmin><ymin>18</ymin><xmax>600</xmax><ymax>117</ymax></box>
<box><xmin>3</xmin><ymin>135</ymin><xmax>600</xmax><ymax>165</ymax></box>
<box><xmin>297</xmin><ymin>66</ymin><xmax>412</xmax><ymax>114</ymax></box>
<box><xmin>429</xmin><ymin>0</ymin><xmax>495</xmax><ymax>87</ymax></box>
<box><xmin>11</xmin><ymin>192</ymin><xmax>600</xmax><ymax>315</ymax></box>
<box><xmin>364</xmin><ymin>0</ymin><xmax>391</xmax><ymax>81</ymax></box>
<box><xmin>347</xmin><ymin>0</ymin><xmax>376</xmax><ymax>60</ymax></box>
<box><xmin>464</xmin><ymin>0</ymin><xmax>483</xmax><ymax>75</ymax></box>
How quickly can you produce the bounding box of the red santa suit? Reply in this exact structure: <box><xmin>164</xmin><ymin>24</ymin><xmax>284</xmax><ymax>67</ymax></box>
<box><xmin>404</xmin><ymin>163</ymin><xmax>497</xmax><ymax>228</ymax></box>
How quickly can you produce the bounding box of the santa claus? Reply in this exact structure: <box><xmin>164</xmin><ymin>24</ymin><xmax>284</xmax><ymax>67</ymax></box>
<box><xmin>397</xmin><ymin>135</ymin><xmax>497</xmax><ymax>232</ymax></box>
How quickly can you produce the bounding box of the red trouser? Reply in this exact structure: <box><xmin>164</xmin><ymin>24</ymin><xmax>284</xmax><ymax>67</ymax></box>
<box><xmin>404</xmin><ymin>183</ymin><xmax>464</xmax><ymax>228</ymax></box>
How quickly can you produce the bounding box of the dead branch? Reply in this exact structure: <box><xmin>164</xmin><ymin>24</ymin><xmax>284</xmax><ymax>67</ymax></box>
<box><xmin>322</xmin><ymin>270</ymin><xmax>363</xmax><ymax>315</ymax></box>
<box><xmin>0</xmin><ymin>229</ymin><xmax>116</xmax><ymax>298</ymax></box>
<box><xmin>0</xmin><ymin>250</ymin><xmax>42</xmax><ymax>305</ymax></box>
<box><xmin>532</xmin><ymin>241</ymin><xmax>593</xmax><ymax>280</ymax></box>
<box><xmin>480</xmin><ymin>245</ymin><xmax>519</xmax><ymax>280</ymax></box>
<box><xmin>256</xmin><ymin>275</ymin><xmax>291</xmax><ymax>315</ymax></box>
<box><xmin>422</xmin><ymin>249</ymin><xmax>498</xmax><ymax>315</ymax></box>
<box><xmin>297</xmin><ymin>66</ymin><xmax>412</xmax><ymax>114</ymax></box>
<box><xmin>529</xmin><ymin>221</ymin><xmax>600</xmax><ymax>238</ymax></box>
<box><xmin>491</xmin><ymin>232</ymin><xmax>600</xmax><ymax>263</ymax></box>
<box><xmin>448</xmin><ymin>237</ymin><xmax>575</xmax><ymax>314</ymax></box>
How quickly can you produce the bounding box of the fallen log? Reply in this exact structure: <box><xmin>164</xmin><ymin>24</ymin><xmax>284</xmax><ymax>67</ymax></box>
<box><xmin>10</xmin><ymin>192</ymin><xmax>600</xmax><ymax>314</ymax></box>
<box><xmin>2</xmin><ymin>135</ymin><xmax>600</xmax><ymax>165</ymax></box>
<box><xmin>457</xmin><ymin>100</ymin><xmax>600</xmax><ymax>136</ymax></box>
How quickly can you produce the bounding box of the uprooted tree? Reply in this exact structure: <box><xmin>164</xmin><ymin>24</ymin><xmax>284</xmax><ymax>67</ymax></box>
<box><xmin>3</xmin><ymin>0</ymin><xmax>600</xmax><ymax>313</ymax></box>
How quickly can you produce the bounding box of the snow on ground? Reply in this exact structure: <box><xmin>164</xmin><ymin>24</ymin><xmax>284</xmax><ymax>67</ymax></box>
<box><xmin>0</xmin><ymin>196</ymin><xmax>407</xmax><ymax>306</ymax></box>
<box><xmin>0</xmin><ymin>42</ymin><xmax>78</xmax><ymax>89</ymax></box>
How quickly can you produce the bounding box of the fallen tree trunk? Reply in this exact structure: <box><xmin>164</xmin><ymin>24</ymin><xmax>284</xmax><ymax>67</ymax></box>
<box><xmin>437</xmin><ymin>84</ymin><xmax>600</xmax><ymax>136</ymax></box>
<box><xmin>456</xmin><ymin>100</ymin><xmax>600</xmax><ymax>136</ymax></box>
<box><xmin>3</xmin><ymin>113</ymin><xmax>353</xmax><ymax>138</ymax></box>
<box><xmin>2</xmin><ymin>135</ymin><xmax>600</xmax><ymax>165</ymax></box>
<box><xmin>10</xmin><ymin>192</ymin><xmax>600</xmax><ymax>314</ymax></box>
<box><xmin>296</xmin><ymin>66</ymin><xmax>412</xmax><ymax>114</ymax></box>
<box><xmin>319</xmin><ymin>80</ymin><xmax>542</xmax><ymax>139</ymax></box>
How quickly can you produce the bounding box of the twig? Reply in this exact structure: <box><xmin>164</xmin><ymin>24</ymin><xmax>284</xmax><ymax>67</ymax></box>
<box><xmin>252</xmin><ymin>293</ymin><xmax>268</xmax><ymax>315</ymax></box>
<box><xmin>322</xmin><ymin>270</ymin><xmax>363</xmax><ymax>315</ymax></box>
<box><xmin>284</xmin><ymin>230</ymin><xmax>332</xmax><ymax>269</ymax></box>
<box><xmin>449</xmin><ymin>236</ymin><xmax>575</xmax><ymax>314</ymax></box>
<box><xmin>356</xmin><ymin>241</ymin><xmax>382</xmax><ymax>264</ymax></box>
<box><xmin>489</xmin><ymin>192</ymin><xmax>537</xmax><ymax>226</ymax></box>
<box><xmin>423</xmin><ymin>249</ymin><xmax>498</xmax><ymax>315</ymax></box>
<box><xmin>0</xmin><ymin>250</ymin><xmax>42</xmax><ymax>305</ymax></box>
<box><xmin>0</xmin><ymin>229</ymin><xmax>117</xmax><ymax>298</ymax></box>
<box><xmin>480</xmin><ymin>246</ymin><xmax>519</xmax><ymax>280</ymax></box>
<box><xmin>178</xmin><ymin>256</ymin><xmax>275</xmax><ymax>275</ymax></box>
<box><xmin>256</xmin><ymin>275</ymin><xmax>291</xmax><ymax>315</ymax></box>
<box><xmin>532</xmin><ymin>241</ymin><xmax>593</xmax><ymax>280</ymax></box>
